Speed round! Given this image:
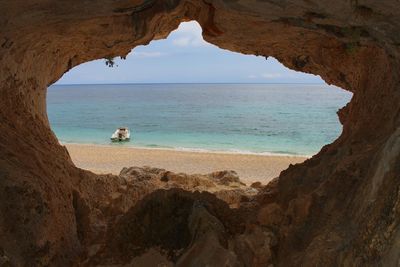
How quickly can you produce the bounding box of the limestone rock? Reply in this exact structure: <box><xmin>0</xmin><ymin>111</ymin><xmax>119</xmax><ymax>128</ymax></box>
<box><xmin>1</xmin><ymin>0</ymin><xmax>400</xmax><ymax>265</ymax></box>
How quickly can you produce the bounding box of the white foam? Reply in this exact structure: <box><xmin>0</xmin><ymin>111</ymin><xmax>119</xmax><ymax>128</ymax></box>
<box><xmin>61</xmin><ymin>141</ymin><xmax>312</xmax><ymax>158</ymax></box>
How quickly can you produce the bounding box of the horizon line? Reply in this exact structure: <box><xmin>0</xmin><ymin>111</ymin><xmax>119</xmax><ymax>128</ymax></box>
<box><xmin>53</xmin><ymin>82</ymin><xmax>327</xmax><ymax>86</ymax></box>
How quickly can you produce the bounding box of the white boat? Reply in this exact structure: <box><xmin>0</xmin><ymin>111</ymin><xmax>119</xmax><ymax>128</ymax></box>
<box><xmin>110</xmin><ymin>127</ymin><xmax>131</xmax><ymax>142</ymax></box>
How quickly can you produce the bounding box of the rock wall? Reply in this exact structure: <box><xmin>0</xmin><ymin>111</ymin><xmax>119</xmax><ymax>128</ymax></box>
<box><xmin>0</xmin><ymin>0</ymin><xmax>399</xmax><ymax>266</ymax></box>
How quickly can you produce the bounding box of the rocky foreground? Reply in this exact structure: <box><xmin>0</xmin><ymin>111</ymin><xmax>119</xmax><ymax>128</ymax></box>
<box><xmin>63</xmin><ymin>167</ymin><xmax>271</xmax><ymax>266</ymax></box>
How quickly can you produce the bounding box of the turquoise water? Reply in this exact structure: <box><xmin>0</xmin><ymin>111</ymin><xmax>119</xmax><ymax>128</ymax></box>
<box><xmin>47</xmin><ymin>83</ymin><xmax>352</xmax><ymax>156</ymax></box>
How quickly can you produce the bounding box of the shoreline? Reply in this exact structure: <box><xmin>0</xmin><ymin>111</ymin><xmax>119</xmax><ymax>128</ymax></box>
<box><xmin>60</xmin><ymin>141</ymin><xmax>313</xmax><ymax>158</ymax></box>
<box><xmin>64</xmin><ymin>142</ymin><xmax>309</xmax><ymax>184</ymax></box>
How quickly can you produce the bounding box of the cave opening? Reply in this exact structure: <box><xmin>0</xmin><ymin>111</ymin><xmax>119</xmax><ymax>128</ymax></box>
<box><xmin>47</xmin><ymin>21</ymin><xmax>352</xmax><ymax>185</ymax></box>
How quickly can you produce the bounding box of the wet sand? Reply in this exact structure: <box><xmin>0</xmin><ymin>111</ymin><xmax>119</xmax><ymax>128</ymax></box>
<box><xmin>65</xmin><ymin>143</ymin><xmax>308</xmax><ymax>185</ymax></box>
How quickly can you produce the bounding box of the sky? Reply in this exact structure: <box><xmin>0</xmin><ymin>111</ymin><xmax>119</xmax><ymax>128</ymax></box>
<box><xmin>57</xmin><ymin>21</ymin><xmax>324</xmax><ymax>84</ymax></box>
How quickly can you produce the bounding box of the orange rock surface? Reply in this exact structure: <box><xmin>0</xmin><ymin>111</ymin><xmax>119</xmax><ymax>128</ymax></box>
<box><xmin>0</xmin><ymin>0</ymin><xmax>399</xmax><ymax>266</ymax></box>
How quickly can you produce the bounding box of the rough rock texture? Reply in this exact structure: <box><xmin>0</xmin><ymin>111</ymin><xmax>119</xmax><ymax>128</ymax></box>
<box><xmin>70</xmin><ymin>167</ymin><xmax>259</xmax><ymax>266</ymax></box>
<box><xmin>1</xmin><ymin>0</ymin><xmax>400</xmax><ymax>266</ymax></box>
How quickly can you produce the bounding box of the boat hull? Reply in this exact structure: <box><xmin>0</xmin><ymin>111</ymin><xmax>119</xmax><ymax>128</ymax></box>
<box><xmin>110</xmin><ymin>137</ymin><xmax>130</xmax><ymax>142</ymax></box>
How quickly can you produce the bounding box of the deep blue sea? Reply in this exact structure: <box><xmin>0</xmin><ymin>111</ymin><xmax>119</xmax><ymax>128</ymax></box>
<box><xmin>47</xmin><ymin>83</ymin><xmax>352</xmax><ymax>156</ymax></box>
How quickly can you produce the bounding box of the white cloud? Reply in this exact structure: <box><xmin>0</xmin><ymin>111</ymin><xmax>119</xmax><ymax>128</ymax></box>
<box><xmin>261</xmin><ymin>73</ymin><xmax>283</xmax><ymax>79</ymax></box>
<box><xmin>172</xmin><ymin>37</ymin><xmax>191</xmax><ymax>47</ymax></box>
<box><xmin>131</xmin><ymin>51</ymin><xmax>165</xmax><ymax>58</ymax></box>
<box><xmin>191</xmin><ymin>37</ymin><xmax>209</xmax><ymax>47</ymax></box>
<box><xmin>247</xmin><ymin>74</ymin><xmax>257</xmax><ymax>79</ymax></box>
<box><xmin>170</xmin><ymin>21</ymin><xmax>211</xmax><ymax>47</ymax></box>
<box><xmin>177</xmin><ymin>21</ymin><xmax>202</xmax><ymax>34</ymax></box>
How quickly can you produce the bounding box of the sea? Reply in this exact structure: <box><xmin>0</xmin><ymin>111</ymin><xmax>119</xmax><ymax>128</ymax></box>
<box><xmin>47</xmin><ymin>83</ymin><xmax>352</xmax><ymax>156</ymax></box>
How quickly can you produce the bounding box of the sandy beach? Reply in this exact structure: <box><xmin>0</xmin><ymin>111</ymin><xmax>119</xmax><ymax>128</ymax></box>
<box><xmin>65</xmin><ymin>143</ymin><xmax>308</xmax><ymax>184</ymax></box>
